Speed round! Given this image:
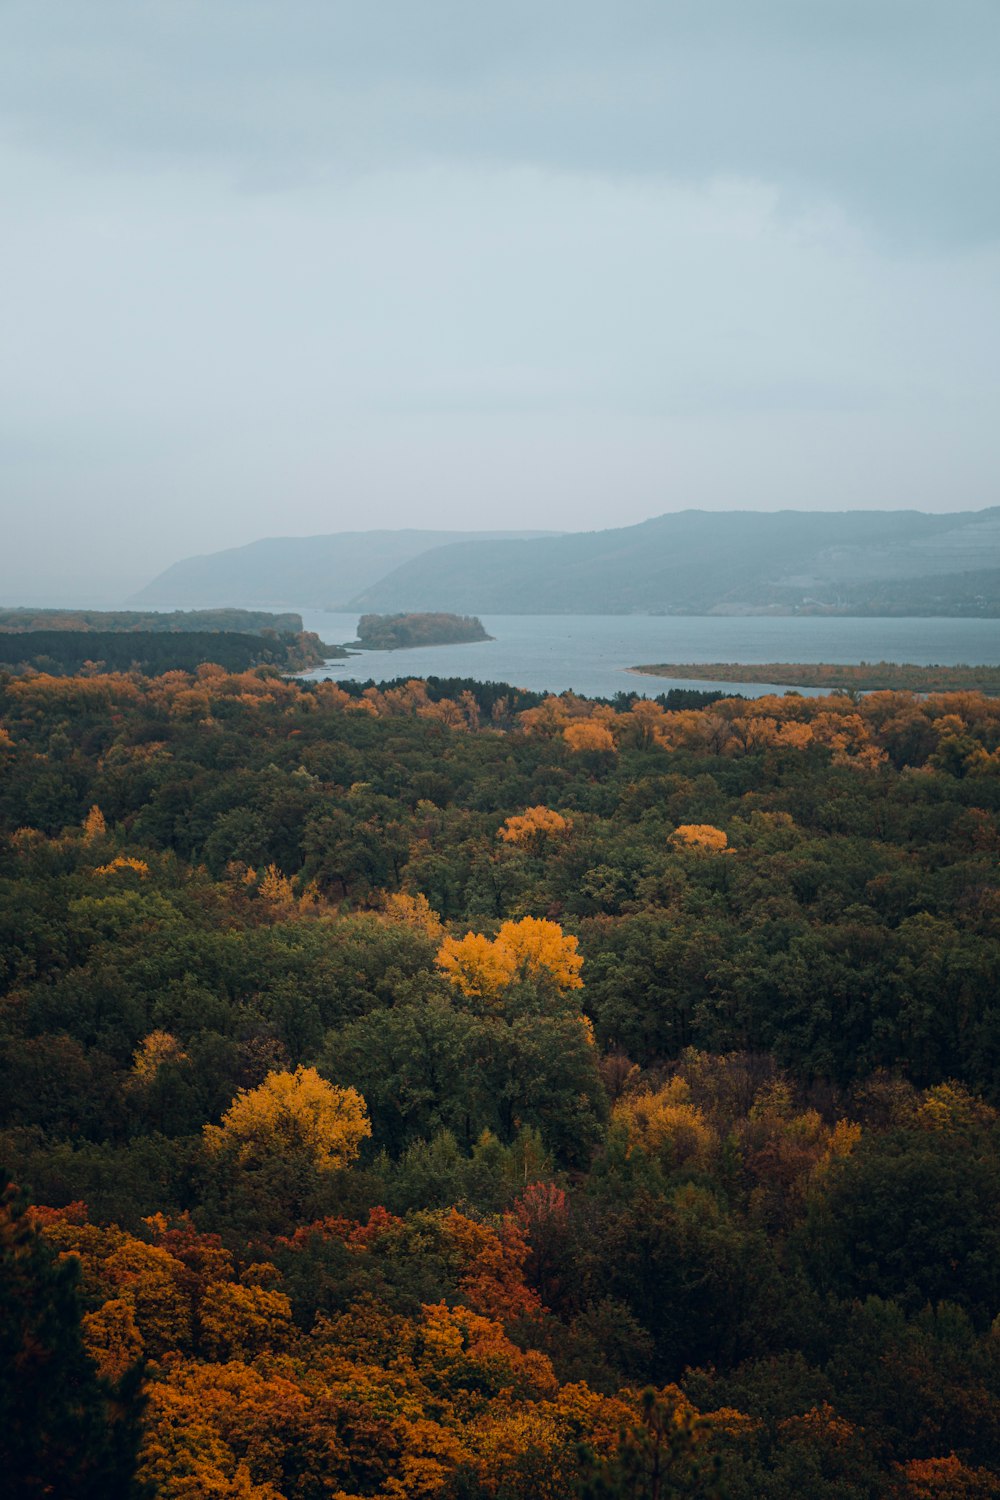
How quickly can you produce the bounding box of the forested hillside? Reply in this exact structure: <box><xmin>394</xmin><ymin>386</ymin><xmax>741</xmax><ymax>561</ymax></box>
<box><xmin>346</xmin><ymin>508</ymin><xmax>1000</xmax><ymax>615</ymax></box>
<box><xmin>2</xmin><ymin>665</ymin><xmax>999</xmax><ymax>1497</ymax></box>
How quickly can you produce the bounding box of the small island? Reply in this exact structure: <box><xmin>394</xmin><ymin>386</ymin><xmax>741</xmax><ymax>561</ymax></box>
<box><xmin>631</xmin><ymin>661</ymin><xmax>1000</xmax><ymax>694</ymax></box>
<box><xmin>352</xmin><ymin>612</ymin><xmax>493</xmax><ymax>650</ymax></box>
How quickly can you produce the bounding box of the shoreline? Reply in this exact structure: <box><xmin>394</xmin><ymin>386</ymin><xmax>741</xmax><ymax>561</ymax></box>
<box><xmin>629</xmin><ymin>661</ymin><xmax>1000</xmax><ymax>694</ymax></box>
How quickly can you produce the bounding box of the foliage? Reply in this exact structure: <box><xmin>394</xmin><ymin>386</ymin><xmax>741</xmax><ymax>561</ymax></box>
<box><xmin>669</xmin><ymin>824</ymin><xmax>729</xmax><ymax>852</ymax></box>
<box><xmin>436</xmin><ymin>917</ymin><xmax>584</xmax><ymax>1002</ymax></box>
<box><xmin>356</xmin><ymin>613</ymin><xmax>491</xmax><ymax>649</ymax></box>
<box><xmin>203</xmin><ymin>1068</ymin><xmax>371</xmax><ymax>1173</ymax></box>
<box><xmin>0</xmin><ymin>1180</ymin><xmax>145</xmax><ymax>1498</ymax></box>
<box><xmin>0</xmin><ymin>607</ymin><xmax>304</xmax><ymax>635</ymax></box>
<box><xmin>498</xmin><ymin>805</ymin><xmax>571</xmax><ymax>849</ymax></box>
<box><xmin>2</xmin><ymin>664</ymin><xmax>1000</xmax><ymax>1494</ymax></box>
<box><xmin>0</xmin><ymin>630</ymin><xmax>328</xmax><ymax>676</ymax></box>
<box><xmin>634</xmin><ymin>660</ymin><xmax>1000</xmax><ymax>694</ymax></box>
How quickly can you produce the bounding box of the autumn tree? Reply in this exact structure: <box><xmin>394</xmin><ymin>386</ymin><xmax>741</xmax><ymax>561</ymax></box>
<box><xmin>437</xmin><ymin>917</ymin><xmax>584</xmax><ymax>1002</ymax></box>
<box><xmin>612</xmin><ymin>1078</ymin><xmax>718</xmax><ymax>1172</ymax></box>
<box><xmin>499</xmin><ymin>805</ymin><xmax>572</xmax><ymax>850</ymax></box>
<box><xmin>669</xmin><ymin>824</ymin><xmax>729</xmax><ymax>853</ymax></box>
<box><xmin>435</xmin><ymin>930</ymin><xmax>518</xmax><ymax>1001</ymax></box>
<box><xmin>82</xmin><ymin>803</ymin><xmax>107</xmax><ymax>842</ymax></box>
<box><xmin>0</xmin><ymin>1181</ymin><xmax>145</xmax><ymax>1499</ymax></box>
<box><xmin>564</xmin><ymin>721</ymin><xmax>617</xmax><ymax>754</ymax></box>
<box><xmin>380</xmin><ymin>889</ymin><xmax>445</xmax><ymax>941</ymax></box>
<box><xmin>203</xmin><ymin>1067</ymin><xmax>370</xmax><ymax>1173</ymax></box>
<box><xmin>576</xmin><ymin>1385</ymin><xmax>726</xmax><ymax>1499</ymax></box>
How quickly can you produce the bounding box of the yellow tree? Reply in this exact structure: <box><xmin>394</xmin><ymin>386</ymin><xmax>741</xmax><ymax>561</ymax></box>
<box><xmin>81</xmin><ymin>1298</ymin><xmax>144</xmax><ymax>1384</ymax></box>
<box><xmin>669</xmin><ymin>824</ymin><xmax>729</xmax><ymax>853</ymax></box>
<box><xmin>564</xmin><ymin>720</ymin><xmax>616</xmax><ymax>754</ymax></box>
<box><xmin>129</xmin><ymin>1031</ymin><xmax>188</xmax><ymax>1087</ymax></box>
<box><xmin>498</xmin><ymin>806</ymin><xmax>571</xmax><ymax>850</ymax></box>
<box><xmin>437</xmin><ymin>918</ymin><xmax>583</xmax><ymax>1001</ymax></box>
<box><xmin>82</xmin><ymin>804</ymin><xmax>107</xmax><ymax>841</ymax></box>
<box><xmin>203</xmin><ymin>1067</ymin><xmax>370</xmax><ymax>1173</ymax></box>
<box><xmin>199</xmin><ymin>1281</ymin><xmax>293</xmax><ymax>1361</ymax></box>
<box><xmin>93</xmin><ymin>855</ymin><xmax>150</xmax><ymax>877</ymax></box>
<box><xmin>497</xmin><ymin>917</ymin><xmax>583</xmax><ymax>992</ymax></box>
<box><xmin>613</xmin><ymin>1078</ymin><xmax>718</xmax><ymax>1171</ymax></box>
<box><xmin>380</xmin><ymin>890</ymin><xmax>445</xmax><ymax>941</ymax></box>
<box><xmin>436</xmin><ymin>931</ymin><xmax>517</xmax><ymax>1001</ymax></box>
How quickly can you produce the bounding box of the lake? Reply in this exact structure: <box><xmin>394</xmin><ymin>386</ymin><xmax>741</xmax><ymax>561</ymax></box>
<box><xmin>295</xmin><ymin>611</ymin><xmax>1000</xmax><ymax>699</ymax></box>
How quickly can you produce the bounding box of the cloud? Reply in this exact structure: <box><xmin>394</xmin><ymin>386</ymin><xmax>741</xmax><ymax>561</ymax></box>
<box><xmin>0</xmin><ymin>1</ymin><xmax>997</xmax><ymax>601</ymax></box>
<box><xmin>2</xmin><ymin>1</ymin><xmax>998</xmax><ymax>242</ymax></box>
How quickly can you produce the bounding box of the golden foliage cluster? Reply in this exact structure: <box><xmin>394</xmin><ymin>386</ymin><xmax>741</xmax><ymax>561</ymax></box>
<box><xmin>498</xmin><ymin>805</ymin><xmax>571</xmax><ymax>848</ymax></box>
<box><xmin>203</xmin><ymin>1067</ymin><xmax>371</xmax><ymax>1173</ymax></box>
<box><xmin>7</xmin><ymin>666</ymin><xmax>1000</xmax><ymax>780</ymax></box>
<box><xmin>669</xmin><ymin>824</ymin><xmax>729</xmax><ymax>852</ymax></box>
<box><xmin>436</xmin><ymin>917</ymin><xmax>584</xmax><ymax>1002</ymax></box>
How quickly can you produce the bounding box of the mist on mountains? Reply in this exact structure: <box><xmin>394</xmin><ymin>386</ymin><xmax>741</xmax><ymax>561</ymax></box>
<box><xmin>134</xmin><ymin>509</ymin><xmax>1000</xmax><ymax>617</ymax></box>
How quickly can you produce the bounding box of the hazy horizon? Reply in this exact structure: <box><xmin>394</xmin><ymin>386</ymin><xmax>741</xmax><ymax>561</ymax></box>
<box><xmin>2</xmin><ymin>2</ymin><xmax>998</xmax><ymax>604</ymax></box>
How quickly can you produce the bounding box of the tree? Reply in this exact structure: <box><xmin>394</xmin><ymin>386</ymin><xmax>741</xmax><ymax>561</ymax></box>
<box><xmin>612</xmin><ymin>1079</ymin><xmax>718</xmax><ymax>1173</ymax></box>
<box><xmin>436</xmin><ymin>931</ymin><xmax>518</xmax><ymax>1002</ymax></box>
<box><xmin>203</xmin><ymin>1067</ymin><xmax>370</xmax><ymax>1173</ymax></box>
<box><xmin>436</xmin><ymin>918</ymin><xmax>583</xmax><ymax>1004</ymax></box>
<box><xmin>669</xmin><ymin>825</ymin><xmax>729</xmax><ymax>853</ymax></box>
<box><xmin>576</xmin><ymin>1386</ymin><xmax>726</xmax><ymax>1499</ymax></box>
<box><xmin>564</xmin><ymin>721</ymin><xmax>616</xmax><ymax>754</ymax></box>
<box><xmin>499</xmin><ymin>806</ymin><xmax>571</xmax><ymax>850</ymax></box>
<box><xmin>0</xmin><ymin>1179</ymin><xmax>145</xmax><ymax>1498</ymax></box>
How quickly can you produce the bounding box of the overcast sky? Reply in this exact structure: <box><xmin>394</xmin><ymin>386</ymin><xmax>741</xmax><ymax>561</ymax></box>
<box><xmin>2</xmin><ymin>1</ymin><xmax>999</xmax><ymax>602</ymax></box>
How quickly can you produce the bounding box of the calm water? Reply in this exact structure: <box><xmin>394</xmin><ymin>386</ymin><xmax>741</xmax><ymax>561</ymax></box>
<box><xmin>296</xmin><ymin>611</ymin><xmax>1000</xmax><ymax>700</ymax></box>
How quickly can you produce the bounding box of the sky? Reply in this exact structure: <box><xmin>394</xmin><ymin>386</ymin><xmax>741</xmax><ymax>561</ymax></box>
<box><xmin>1</xmin><ymin>1</ymin><xmax>999</xmax><ymax>603</ymax></box>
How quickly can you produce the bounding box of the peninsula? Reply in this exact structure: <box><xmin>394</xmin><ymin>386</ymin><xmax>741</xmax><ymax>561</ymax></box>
<box><xmin>631</xmin><ymin>661</ymin><xmax>1000</xmax><ymax>694</ymax></box>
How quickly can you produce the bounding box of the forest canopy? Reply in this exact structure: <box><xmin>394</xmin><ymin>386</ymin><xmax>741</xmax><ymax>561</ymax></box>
<box><xmin>2</xmin><ymin>663</ymin><xmax>999</xmax><ymax>1497</ymax></box>
<box><xmin>0</xmin><ymin>607</ymin><xmax>305</xmax><ymax>635</ymax></box>
<box><xmin>0</xmin><ymin>629</ymin><xmax>337</xmax><ymax>676</ymax></box>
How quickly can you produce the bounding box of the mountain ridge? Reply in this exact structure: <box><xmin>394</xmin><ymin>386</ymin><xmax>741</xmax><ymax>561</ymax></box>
<box><xmin>130</xmin><ymin>529</ymin><xmax>559</xmax><ymax>609</ymax></box>
<box><xmin>132</xmin><ymin>509</ymin><xmax>1000</xmax><ymax>617</ymax></box>
<box><xmin>345</xmin><ymin>508</ymin><xmax>1000</xmax><ymax>615</ymax></box>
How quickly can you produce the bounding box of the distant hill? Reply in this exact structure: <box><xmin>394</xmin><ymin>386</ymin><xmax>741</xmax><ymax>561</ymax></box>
<box><xmin>345</xmin><ymin>508</ymin><xmax>1000</xmax><ymax>616</ymax></box>
<box><xmin>131</xmin><ymin>531</ymin><xmax>557</xmax><ymax>609</ymax></box>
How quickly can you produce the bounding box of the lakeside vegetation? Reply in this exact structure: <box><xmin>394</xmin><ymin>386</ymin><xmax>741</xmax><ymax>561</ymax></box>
<box><xmin>0</xmin><ymin>629</ymin><xmax>341</xmax><ymax>677</ymax></box>
<box><xmin>633</xmin><ymin>660</ymin><xmax>1000</xmax><ymax>694</ymax></box>
<box><xmin>354</xmin><ymin>612</ymin><xmax>492</xmax><ymax>649</ymax></box>
<box><xmin>2</xmin><ymin>665</ymin><xmax>1000</xmax><ymax>1496</ymax></box>
<box><xmin>0</xmin><ymin>607</ymin><xmax>306</xmax><ymax>635</ymax></box>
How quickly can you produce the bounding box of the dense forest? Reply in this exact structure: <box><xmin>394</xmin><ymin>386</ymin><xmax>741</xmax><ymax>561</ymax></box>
<box><xmin>2</xmin><ymin>664</ymin><xmax>999</xmax><ymax>1497</ymax></box>
<box><xmin>0</xmin><ymin>629</ymin><xmax>336</xmax><ymax>676</ymax></box>
<box><xmin>0</xmin><ymin>608</ymin><xmax>306</xmax><ymax>635</ymax></box>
